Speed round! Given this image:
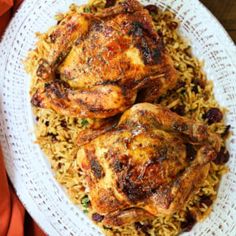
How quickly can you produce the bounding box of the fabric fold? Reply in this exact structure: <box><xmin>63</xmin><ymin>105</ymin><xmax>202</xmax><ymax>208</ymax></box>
<box><xmin>0</xmin><ymin>0</ymin><xmax>13</xmax><ymax>16</ymax></box>
<box><xmin>0</xmin><ymin>1</ymin><xmax>46</xmax><ymax>235</ymax></box>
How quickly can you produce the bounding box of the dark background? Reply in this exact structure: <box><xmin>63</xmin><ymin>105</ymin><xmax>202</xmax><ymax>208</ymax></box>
<box><xmin>201</xmin><ymin>0</ymin><xmax>236</xmax><ymax>43</ymax></box>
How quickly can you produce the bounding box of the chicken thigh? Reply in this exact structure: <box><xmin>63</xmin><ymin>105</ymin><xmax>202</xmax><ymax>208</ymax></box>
<box><xmin>31</xmin><ymin>0</ymin><xmax>178</xmax><ymax>118</ymax></box>
<box><xmin>76</xmin><ymin>103</ymin><xmax>220</xmax><ymax>226</ymax></box>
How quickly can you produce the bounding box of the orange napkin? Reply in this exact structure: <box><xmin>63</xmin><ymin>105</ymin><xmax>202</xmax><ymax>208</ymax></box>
<box><xmin>0</xmin><ymin>1</ymin><xmax>46</xmax><ymax>235</ymax></box>
<box><xmin>0</xmin><ymin>0</ymin><xmax>24</xmax><ymax>37</ymax></box>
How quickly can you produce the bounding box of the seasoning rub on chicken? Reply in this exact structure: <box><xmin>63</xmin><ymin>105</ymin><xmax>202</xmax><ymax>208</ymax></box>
<box><xmin>31</xmin><ymin>0</ymin><xmax>178</xmax><ymax>118</ymax></box>
<box><xmin>76</xmin><ymin>103</ymin><xmax>220</xmax><ymax>226</ymax></box>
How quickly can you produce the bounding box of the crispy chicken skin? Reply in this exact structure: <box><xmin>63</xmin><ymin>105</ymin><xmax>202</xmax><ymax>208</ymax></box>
<box><xmin>76</xmin><ymin>103</ymin><xmax>220</xmax><ymax>226</ymax></box>
<box><xmin>31</xmin><ymin>0</ymin><xmax>178</xmax><ymax>118</ymax></box>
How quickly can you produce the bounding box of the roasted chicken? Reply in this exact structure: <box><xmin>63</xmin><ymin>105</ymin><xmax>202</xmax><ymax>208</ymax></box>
<box><xmin>77</xmin><ymin>103</ymin><xmax>220</xmax><ymax>226</ymax></box>
<box><xmin>31</xmin><ymin>0</ymin><xmax>178</xmax><ymax>118</ymax></box>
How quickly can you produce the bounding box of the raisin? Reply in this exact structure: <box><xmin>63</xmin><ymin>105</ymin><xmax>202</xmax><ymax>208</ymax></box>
<box><xmin>105</xmin><ymin>0</ymin><xmax>116</xmax><ymax>8</ymax></box>
<box><xmin>186</xmin><ymin>143</ymin><xmax>197</xmax><ymax>162</ymax></box>
<box><xmin>192</xmin><ymin>84</ymin><xmax>199</xmax><ymax>94</ymax></box>
<box><xmin>51</xmin><ymin>135</ymin><xmax>57</xmax><ymax>142</ymax></box>
<box><xmin>134</xmin><ymin>222</ymin><xmax>152</xmax><ymax>236</ymax></box>
<box><xmin>165</xmin><ymin>37</ymin><xmax>174</xmax><ymax>44</ymax></box>
<box><xmin>177</xmin><ymin>81</ymin><xmax>186</xmax><ymax>89</ymax></box>
<box><xmin>214</xmin><ymin>147</ymin><xmax>230</xmax><ymax>165</ymax></box>
<box><xmin>181</xmin><ymin>211</ymin><xmax>196</xmax><ymax>232</ymax></box>
<box><xmin>49</xmin><ymin>33</ymin><xmax>57</xmax><ymax>43</ymax></box>
<box><xmin>45</xmin><ymin>121</ymin><xmax>49</xmax><ymax>126</ymax></box>
<box><xmin>72</xmin><ymin>118</ymin><xmax>77</xmax><ymax>125</ymax></box>
<box><xmin>184</xmin><ymin>46</ymin><xmax>192</xmax><ymax>57</ymax></box>
<box><xmin>92</xmin><ymin>213</ymin><xmax>104</xmax><ymax>222</ymax></box>
<box><xmin>221</xmin><ymin>125</ymin><xmax>231</xmax><ymax>138</ymax></box>
<box><xmin>144</xmin><ymin>5</ymin><xmax>159</xmax><ymax>15</ymax></box>
<box><xmin>192</xmin><ymin>78</ymin><xmax>206</xmax><ymax>89</ymax></box>
<box><xmin>157</xmin><ymin>30</ymin><xmax>163</xmax><ymax>37</ymax></box>
<box><xmin>60</xmin><ymin>119</ymin><xmax>67</xmax><ymax>128</ymax></box>
<box><xmin>48</xmin><ymin>132</ymin><xmax>57</xmax><ymax>142</ymax></box>
<box><xmin>171</xmin><ymin>105</ymin><xmax>185</xmax><ymax>116</ymax></box>
<box><xmin>167</xmin><ymin>21</ymin><xmax>178</xmax><ymax>30</ymax></box>
<box><xmin>203</xmin><ymin>108</ymin><xmax>223</xmax><ymax>125</ymax></box>
<box><xmin>134</xmin><ymin>222</ymin><xmax>142</xmax><ymax>230</ymax></box>
<box><xmin>200</xmin><ymin>195</ymin><xmax>213</xmax><ymax>207</ymax></box>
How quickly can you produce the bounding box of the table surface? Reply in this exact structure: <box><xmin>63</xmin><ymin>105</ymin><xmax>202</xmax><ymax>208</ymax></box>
<box><xmin>201</xmin><ymin>0</ymin><xmax>236</xmax><ymax>43</ymax></box>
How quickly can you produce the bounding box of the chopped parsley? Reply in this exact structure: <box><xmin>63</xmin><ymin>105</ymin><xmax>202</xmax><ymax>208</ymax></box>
<box><xmin>81</xmin><ymin>195</ymin><xmax>90</xmax><ymax>213</ymax></box>
<box><xmin>81</xmin><ymin>118</ymin><xmax>89</xmax><ymax>127</ymax></box>
<box><xmin>84</xmin><ymin>7</ymin><xmax>91</xmax><ymax>13</ymax></box>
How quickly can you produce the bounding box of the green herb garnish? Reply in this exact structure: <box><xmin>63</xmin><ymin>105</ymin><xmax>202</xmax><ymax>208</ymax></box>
<box><xmin>81</xmin><ymin>118</ymin><xmax>89</xmax><ymax>127</ymax></box>
<box><xmin>84</xmin><ymin>7</ymin><xmax>91</xmax><ymax>13</ymax></box>
<box><xmin>81</xmin><ymin>195</ymin><xmax>90</xmax><ymax>205</ymax></box>
<box><xmin>81</xmin><ymin>195</ymin><xmax>90</xmax><ymax>213</ymax></box>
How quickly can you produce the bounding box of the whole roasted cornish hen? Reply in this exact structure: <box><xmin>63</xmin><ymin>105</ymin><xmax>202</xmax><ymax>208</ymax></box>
<box><xmin>31</xmin><ymin>0</ymin><xmax>177</xmax><ymax>118</ymax></box>
<box><xmin>77</xmin><ymin>103</ymin><xmax>220</xmax><ymax>226</ymax></box>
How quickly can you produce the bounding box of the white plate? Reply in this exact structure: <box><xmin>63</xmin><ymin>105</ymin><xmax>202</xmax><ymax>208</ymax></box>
<box><xmin>0</xmin><ymin>0</ymin><xmax>236</xmax><ymax>235</ymax></box>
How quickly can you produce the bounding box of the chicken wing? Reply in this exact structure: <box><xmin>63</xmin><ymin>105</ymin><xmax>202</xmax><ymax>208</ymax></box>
<box><xmin>35</xmin><ymin>13</ymin><xmax>91</xmax><ymax>80</ymax></box>
<box><xmin>76</xmin><ymin>103</ymin><xmax>220</xmax><ymax>226</ymax></box>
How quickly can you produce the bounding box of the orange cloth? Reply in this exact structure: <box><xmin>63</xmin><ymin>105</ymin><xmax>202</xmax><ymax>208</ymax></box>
<box><xmin>0</xmin><ymin>1</ymin><xmax>46</xmax><ymax>236</ymax></box>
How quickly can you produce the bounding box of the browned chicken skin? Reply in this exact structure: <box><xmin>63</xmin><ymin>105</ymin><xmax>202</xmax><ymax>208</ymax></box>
<box><xmin>76</xmin><ymin>103</ymin><xmax>220</xmax><ymax>226</ymax></box>
<box><xmin>31</xmin><ymin>0</ymin><xmax>178</xmax><ymax>118</ymax></box>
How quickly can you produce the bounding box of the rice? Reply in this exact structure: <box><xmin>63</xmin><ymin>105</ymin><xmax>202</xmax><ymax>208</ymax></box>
<box><xmin>25</xmin><ymin>1</ymin><xmax>230</xmax><ymax>235</ymax></box>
